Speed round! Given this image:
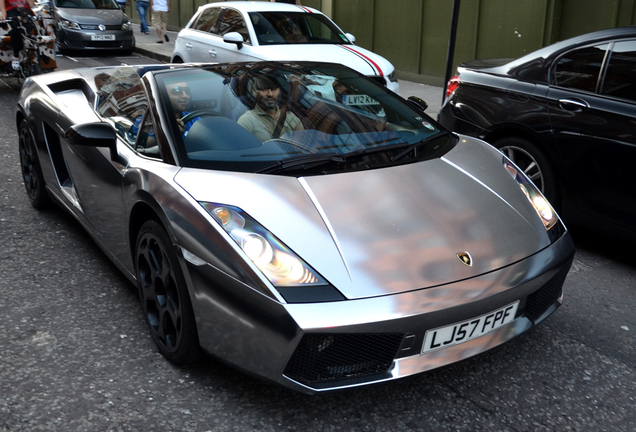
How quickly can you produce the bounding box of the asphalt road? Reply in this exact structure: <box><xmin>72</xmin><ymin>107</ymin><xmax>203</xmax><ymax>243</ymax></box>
<box><xmin>0</xmin><ymin>53</ymin><xmax>635</xmax><ymax>432</ymax></box>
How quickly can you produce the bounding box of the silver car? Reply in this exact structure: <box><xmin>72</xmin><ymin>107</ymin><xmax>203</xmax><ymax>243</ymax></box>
<box><xmin>45</xmin><ymin>0</ymin><xmax>134</xmax><ymax>53</ymax></box>
<box><xmin>17</xmin><ymin>61</ymin><xmax>575</xmax><ymax>394</ymax></box>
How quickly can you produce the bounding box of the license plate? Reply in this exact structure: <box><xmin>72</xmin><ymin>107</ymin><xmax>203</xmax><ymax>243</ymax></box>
<box><xmin>91</xmin><ymin>34</ymin><xmax>115</xmax><ymax>41</ymax></box>
<box><xmin>421</xmin><ymin>302</ymin><xmax>519</xmax><ymax>354</ymax></box>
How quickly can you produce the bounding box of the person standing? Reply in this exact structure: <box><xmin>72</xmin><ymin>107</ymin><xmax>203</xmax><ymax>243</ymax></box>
<box><xmin>135</xmin><ymin>0</ymin><xmax>150</xmax><ymax>34</ymax></box>
<box><xmin>149</xmin><ymin>0</ymin><xmax>170</xmax><ymax>44</ymax></box>
<box><xmin>0</xmin><ymin>0</ymin><xmax>35</xmax><ymax>70</ymax></box>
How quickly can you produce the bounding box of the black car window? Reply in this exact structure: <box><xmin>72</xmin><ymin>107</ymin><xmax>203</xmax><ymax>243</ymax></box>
<box><xmin>248</xmin><ymin>11</ymin><xmax>350</xmax><ymax>45</ymax></box>
<box><xmin>55</xmin><ymin>0</ymin><xmax>118</xmax><ymax>9</ymax></box>
<box><xmin>553</xmin><ymin>44</ymin><xmax>609</xmax><ymax>93</ymax></box>
<box><xmin>600</xmin><ymin>40</ymin><xmax>636</xmax><ymax>103</ymax></box>
<box><xmin>192</xmin><ymin>7</ymin><xmax>221</xmax><ymax>34</ymax></box>
<box><xmin>218</xmin><ymin>9</ymin><xmax>250</xmax><ymax>44</ymax></box>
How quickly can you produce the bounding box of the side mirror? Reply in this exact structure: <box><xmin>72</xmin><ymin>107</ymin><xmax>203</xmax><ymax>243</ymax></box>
<box><xmin>223</xmin><ymin>32</ymin><xmax>244</xmax><ymax>49</ymax></box>
<box><xmin>65</xmin><ymin>122</ymin><xmax>118</xmax><ymax>160</ymax></box>
<box><xmin>407</xmin><ymin>96</ymin><xmax>428</xmax><ymax>112</ymax></box>
<box><xmin>345</xmin><ymin>33</ymin><xmax>356</xmax><ymax>44</ymax></box>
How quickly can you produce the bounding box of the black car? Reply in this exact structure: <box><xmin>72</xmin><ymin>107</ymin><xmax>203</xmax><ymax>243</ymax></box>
<box><xmin>438</xmin><ymin>26</ymin><xmax>636</xmax><ymax>239</ymax></box>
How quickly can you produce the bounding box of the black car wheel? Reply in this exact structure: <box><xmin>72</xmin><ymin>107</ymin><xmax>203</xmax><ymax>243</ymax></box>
<box><xmin>19</xmin><ymin>119</ymin><xmax>50</xmax><ymax>209</ymax></box>
<box><xmin>495</xmin><ymin>137</ymin><xmax>558</xmax><ymax>205</ymax></box>
<box><xmin>135</xmin><ymin>220</ymin><xmax>201</xmax><ymax>365</ymax></box>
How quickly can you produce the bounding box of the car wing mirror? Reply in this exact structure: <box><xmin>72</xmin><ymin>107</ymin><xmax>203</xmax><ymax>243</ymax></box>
<box><xmin>407</xmin><ymin>96</ymin><xmax>429</xmax><ymax>112</ymax></box>
<box><xmin>65</xmin><ymin>122</ymin><xmax>118</xmax><ymax>160</ymax></box>
<box><xmin>345</xmin><ymin>33</ymin><xmax>356</xmax><ymax>44</ymax></box>
<box><xmin>223</xmin><ymin>32</ymin><xmax>244</xmax><ymax>49</ymax></box>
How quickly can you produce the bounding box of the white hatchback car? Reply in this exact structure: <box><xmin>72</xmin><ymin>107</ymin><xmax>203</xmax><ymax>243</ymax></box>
<box><xmin>171</xmin><ymin>1</ymin><xmax>399</xmax><ymax>94</ymax></box>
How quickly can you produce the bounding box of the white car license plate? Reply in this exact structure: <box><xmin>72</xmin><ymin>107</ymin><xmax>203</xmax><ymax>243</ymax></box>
<box><xmin>422</xmin><ymin>301</ymin><xmax>519</xmax><ymax>354</ymax></box>
<box><xmin>91</xmin><ymin>34</ymin><xmax>115</xmax><ymax>41</ymax></box>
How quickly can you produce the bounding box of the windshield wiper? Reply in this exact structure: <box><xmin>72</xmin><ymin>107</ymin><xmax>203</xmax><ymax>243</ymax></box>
<box><xmin>390</xmin><ymin>132</ymin><xmax>446</xmax><ymax>162</ymax></box>
<box><xmin>257</xmin><ymin>152</ymin><xmax>345</xmax><ymax>174</ymax></box>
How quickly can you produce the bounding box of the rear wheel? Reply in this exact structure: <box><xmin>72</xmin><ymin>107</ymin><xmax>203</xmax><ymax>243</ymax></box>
<box><xmin>494</xmin><ymin>136</ymin><xmax>559</xmax><ymax>205</ymax></box>
<box><xmin>135</xmin><ymin>220</ymin><xmax>201</xmax><ymax>365</ymax></box>
<box><xmin>18</xmin><ymin>119</ymin><xmax>50</xmax><ymax>209</ymax></box>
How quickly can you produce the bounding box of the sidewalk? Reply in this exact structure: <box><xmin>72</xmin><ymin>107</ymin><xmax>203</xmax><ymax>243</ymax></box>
<box><xmin>131</xmin><ymin>29</ymin><xmax>444</xmax><ymax>117</ymax></box>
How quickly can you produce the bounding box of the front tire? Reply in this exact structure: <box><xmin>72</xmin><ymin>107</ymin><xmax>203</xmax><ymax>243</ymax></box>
<box><xmin>494</xmin><ymin>137</ymin><xmax>559</xmax><ymax>206</ymax></box>
<box><xmin>135</xmin><ymin>220</ymin><xmax>201</xmax><ymax>365</ymax></box>
<box><xmin>19</xmin><ymin>119</ymin><xmax>50</xmax><ymax>209</ymax></box>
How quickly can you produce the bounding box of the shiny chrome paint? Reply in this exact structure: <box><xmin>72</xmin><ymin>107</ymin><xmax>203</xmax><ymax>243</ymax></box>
<box><xmin>17</xmin><ymin>65</ymin><xmax>575</xmax><ymax>394</ymax></box>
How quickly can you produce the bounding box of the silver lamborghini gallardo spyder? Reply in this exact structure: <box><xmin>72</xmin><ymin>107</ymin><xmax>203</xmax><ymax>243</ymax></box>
<box><xmin>16</xmin><ymin>61</ymin><xmax>575</xmax><ymax>393</ymax></box>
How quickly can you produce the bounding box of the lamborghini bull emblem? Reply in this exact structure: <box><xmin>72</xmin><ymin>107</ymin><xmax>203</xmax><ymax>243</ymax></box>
<box><xmin>457</xmin><ymin>252</ymin><xmax>473</xmax><ymax>267</ymax></box>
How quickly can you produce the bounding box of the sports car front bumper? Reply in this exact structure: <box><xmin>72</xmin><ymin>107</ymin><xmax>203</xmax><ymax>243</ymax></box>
<box><xmin>184</xmin><ymin>230</ymin><xmax>575</xmax><ymax>394</ymax></box>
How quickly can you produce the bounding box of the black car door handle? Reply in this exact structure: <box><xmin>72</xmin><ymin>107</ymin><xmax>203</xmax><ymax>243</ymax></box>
<box><xmin>558</xmin><ymin>98</ymin><xmax>590</xmax><ymax>111</ymax></box>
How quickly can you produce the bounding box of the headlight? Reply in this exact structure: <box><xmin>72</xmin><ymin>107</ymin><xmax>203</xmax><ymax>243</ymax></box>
<box><xmin>503</xmin><ymin>158</ymin><xmax>557</xmax><ymax>231</ymax></box>
<box><xmin>201</xmin><ymin>203</ymin><xmax>326</xmax><ymax>287</ymax></box>
<box><xmin>122</xmin><ymin>20</ymin><xmax>131</xmax><ymax>30</ymax></box>
<box><xmin>59</xmin><ymin>18</ymin><xmax>80</xmax><ymax>30</ymax></box>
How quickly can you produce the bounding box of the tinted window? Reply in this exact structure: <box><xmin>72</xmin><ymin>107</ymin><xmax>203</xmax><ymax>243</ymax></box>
<box><xmin>55</xmin><ymin>0</ymin><xmax>119</xmax><ymax>9</ymax></box>
<box><xmin>553</xmin><ymin>44</ymin><xmax>609</xmax><ymax>92</ymax></box>
<box><xmin>601</xmin><ymin>40</ymin><xmax>636</xmax><ymax>103</ymax></box>
<box><xmin>218</xmin><ymin>9</ymin><xmax>250</xmax><ymax>44</ymax></box>
<box><xmin>193</xmin><ymin>7</ymin><xmax>221</xmax><ymax>34</ymax></box>
<box><xmin>249</xmin><ymin>11</ymin><xmax>350</xmax><ymax>45</ymax></box>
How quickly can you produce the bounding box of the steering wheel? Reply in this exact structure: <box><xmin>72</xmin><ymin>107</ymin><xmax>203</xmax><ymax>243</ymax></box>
<box><xmin>181</xmin><ymin>109</ymin><xmax>221</xmax><ymax>124</ymax></box>
<box><xmin>264</xmin><ymin>137</ymin><xmax>318</xmax><ymax>154</ymax></box>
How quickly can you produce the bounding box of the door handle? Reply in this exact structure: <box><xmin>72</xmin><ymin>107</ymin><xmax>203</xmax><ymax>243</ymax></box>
<box><xmin>209</xmin><ymin>49</ymin><xmax>217</xmax><ymax>58</ymax></box>
<box><xmin>185</xmin><ymin>43</ymin><xmax>193</xmax><ymax>50</ymax></box>
<box><xmin>558</xmin><ymin>98</ymin><xmax>590</xmax><ymax>112</ymax></box>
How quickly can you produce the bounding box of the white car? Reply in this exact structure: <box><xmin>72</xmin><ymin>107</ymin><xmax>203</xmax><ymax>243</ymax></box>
<box><xmin>171</xmin><ymin>1</ymin><xmax>399</xmax><ymax>94</ymax></box>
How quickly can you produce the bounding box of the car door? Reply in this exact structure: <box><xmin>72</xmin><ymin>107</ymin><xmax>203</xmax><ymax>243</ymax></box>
<box><xmin>546</xmin><ymin>39</ymin><xmax>636</xmax><ymax>231</ymax></box>
<box><xmin>178</xmin><ymin>6</ymin><xmax>224</xmax><ymax>63</ymax></box>
<box><xmin>211</xmin><ymin>8</ymin><xmax>260</xmax><ymax>63</ymax></box>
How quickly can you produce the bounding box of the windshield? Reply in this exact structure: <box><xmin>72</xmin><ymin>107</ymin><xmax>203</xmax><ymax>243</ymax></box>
<box><xmin>55</xmin><ymin>0</ymin><xmax>119</xmax><ymax>9</ymax></box>
<box><xmin>249</xmin><ymin>12</ymin><xmax>350</xmax><ymax>45</ymax></box>
<box><xmin>154</xmin><ymin>63</ymin><xmax>452</xmax><ymax>175</ymax></box>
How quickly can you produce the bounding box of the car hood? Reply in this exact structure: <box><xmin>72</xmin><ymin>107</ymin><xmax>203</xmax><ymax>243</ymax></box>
<box><xmin>253</xmin><ymin>44</ymin><xmax>394</xmax><ymax>78</ymax></box>
<box><xmin>174</xmin><ymin>136</ymin><xmax>552</xmax><ymax>300</ymax></box>
<box><xmin>56</xmin><ymin>8</ymin><xmax>124</xmax><ymax>25</ymax></box>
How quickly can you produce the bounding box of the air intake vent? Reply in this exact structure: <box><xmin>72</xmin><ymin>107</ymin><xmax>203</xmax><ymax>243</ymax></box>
<box><xmin>525</xmin><ymin>257</ymin><xmax>573</xmax><ymax>322</ymax></box>
<box><xmin>284</xmin><ymin>333</ymin><xmax>403</xmax><ymax>386</ymax></box>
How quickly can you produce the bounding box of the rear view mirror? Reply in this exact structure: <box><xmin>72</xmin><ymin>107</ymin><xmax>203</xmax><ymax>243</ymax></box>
<box><xmin>223</xmin><ymin>32</ymin><xmax>244</xmax><ymax>49</ymax></box>
<box><xmin>345</xmin><ymin>33</ymin><xmax>356</xmax><ymax>44</ymax></box>
<box><xmin>407</xmin><ymin>96</ymin><xmax>429</xmax><ymax>112</ymax></box>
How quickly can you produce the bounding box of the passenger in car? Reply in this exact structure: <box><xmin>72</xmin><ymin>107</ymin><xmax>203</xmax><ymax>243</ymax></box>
<box><xmin>237</xmin><ymin>75</ymin><xmax>303</xmax><ymax>142</ymax></box>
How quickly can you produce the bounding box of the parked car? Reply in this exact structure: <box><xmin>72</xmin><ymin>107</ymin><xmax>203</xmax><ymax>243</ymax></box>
<box><xmin>17</xmin><ymin>61</ymin><xmax>574</xmax><ymax>393</ymax></box>
<box><xmin>171</xmin><ymin>1</ymin><xmax>399</xmax><ymax>93</ymax></box>
<box><xmin>40</xmin><ymin>0</ymin><xmax>134</xmax><ymax>53</ymax></box>
<box><xmin>438</xmin><ymin>27</ymin><xmax>636</xmax><ymax>239</ymax></box>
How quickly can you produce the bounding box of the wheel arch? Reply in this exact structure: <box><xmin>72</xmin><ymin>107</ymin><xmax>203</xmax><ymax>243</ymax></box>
<box><xmin>128</xmin><ymin>196</ymin><xmax>173</xmax><ymax>261</ymax></box>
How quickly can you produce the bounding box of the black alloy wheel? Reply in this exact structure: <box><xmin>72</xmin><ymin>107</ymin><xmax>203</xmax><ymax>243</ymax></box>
<box><xmin>18</xmin><ymin>119</ymin><xmax>50</xmax><ymax>209</ymax></box>
<box><xmin>495</xmin><ymin>136</ymin><xmax>559</xmax><ymax>206</ymax></box>
<box><xmin>135</xmin><ymin>220</ymin><xmax>201</xmax><ymax>365</ymax></box>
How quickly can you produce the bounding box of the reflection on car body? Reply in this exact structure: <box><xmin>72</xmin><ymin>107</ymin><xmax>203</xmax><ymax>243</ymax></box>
<box><xmin>16</xmin><ymin>61</ymin><xmax>574</xmax><ymax>394</ymax></box>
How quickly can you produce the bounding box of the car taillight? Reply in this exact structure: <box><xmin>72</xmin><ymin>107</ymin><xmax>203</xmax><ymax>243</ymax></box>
<box><xmin>446</xmin><ymin>75</ymin><xmax>460</xmax><ymax>99</ymax></box>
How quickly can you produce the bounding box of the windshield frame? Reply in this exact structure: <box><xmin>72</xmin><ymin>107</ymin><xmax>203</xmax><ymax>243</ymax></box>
<box><xmin>54</xmin><ymin>0</ymin><xmax>120</xmax><ymax>9</ymax></box>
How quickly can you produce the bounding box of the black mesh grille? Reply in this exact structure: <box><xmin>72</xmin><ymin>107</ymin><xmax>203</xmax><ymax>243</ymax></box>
<box><xmin>284</xmin><ymin>333</ymin><xmax>404</xmax><ymax>385</ymax></box>
<box><xmin>83</xmin><ymin>41</ymin><xmax>123</xmax><ymax>48</ymax></box>
<box><xmin>525</xmin><ymin>257</ymin><xmax>573</xmax><ymax>322</ymax></box>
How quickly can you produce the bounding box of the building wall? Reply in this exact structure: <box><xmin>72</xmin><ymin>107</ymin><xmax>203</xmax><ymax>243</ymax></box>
<box><xmin>131</xmin><ymin>0</ymin><xmax>636</xmax><ymax>85</ymax></box>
